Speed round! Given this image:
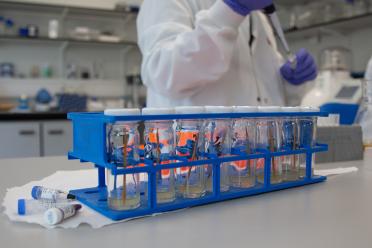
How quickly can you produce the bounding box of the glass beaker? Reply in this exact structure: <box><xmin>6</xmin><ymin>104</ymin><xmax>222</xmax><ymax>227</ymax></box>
<box><xmin>299</xmin><ymin>107</ymin><xmax>318</xmax><ymax>179</ymax></box>
<box><xmin>204</xmin><ymin>106</ymin><xmax>233</xmax><ymax>193</ymax></box>
<box><xmin>175</xmin><ymin>106</ymin><xmax>206</xmax><ymax>199</ymax></box>
<box><xmin>280</xmin><ymin>107</ymin><xmax>301</xmax><ymax>182</ymax></box>
<box><xmin>256</xmin><ymin>107</ymin><xmax>282</xmax><ymax>185</ymax></box>
<box><xmin>230</xmin><ymin>106</ymin><xmax>257</xmax><ymax>189</ymax></box>
<box><xmin>105</xmin><ymin>108</ymin><xmax>142</xmax><ymax>210</ymax></box>
<box><xmin>143</xmin><ymin>107</ymin><xmax>176</xmax><ymax>204</ymax></box>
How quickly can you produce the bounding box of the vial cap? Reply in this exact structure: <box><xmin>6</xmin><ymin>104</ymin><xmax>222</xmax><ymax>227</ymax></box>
<box><xmin>205</xmin><ymin>106</ymin><xmax>234</xmax><ymax>113</ymax></box>
<box><xmin>18</xmin><ymin>199</ymin><xmax>26</xmax><ymax>215</ymax></box>
<box><xmin>281</xmin><ymin>106</ymin><xmax>301</xmax><ymax>113</ymax></box>
<box><xmin>74</xmin><ymin>204</ymin><xmax>82</xmax><ymax>211</ymax></box>
<box><xmin>31</xmin><ymin>186</ymin><xmax>40</xmax><ymax>199</ymax></box>
<box><xmin>257</xmin><ymin>106</ymin><xmax>282</xmax><ymax>113</ymax></box>
<box><xmin>142</xmin><ymin>107</ymin><xmax>175</xmax><ymax>115</ymax></box>
<box><xmin>301</xmin><ymin>106</ymin><xmax>320</xmax><ymax>112</ymax></box>
<box><xmin>67</xmin><ymin>193</ymin><xmax>76</xmax><ymax>200</ymax></box>
<box><xmin>104</xmin><ymin>108</ymin><xmax>140</xmax><ymax>116</ymax></box>
<box><xmin>233</xmin><ymin>106</ymin><xmax>258</xmax><ymax>113</ymax></box>
<box><xmin>44</xmin><ymin>208</ymin><xmax>63</xmax><ymax>226</ymax></box>
<box><xmin>175</xmin><ymin>106</ymin><xmax>205</xmax><ymax>114</ymax></box>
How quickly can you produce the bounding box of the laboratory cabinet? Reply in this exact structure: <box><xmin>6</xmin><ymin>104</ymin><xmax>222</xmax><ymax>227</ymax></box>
<box><xmin>0</xmin><ymin>122</ymin><xmax>41</xmax><ymax>158</ymax></box>
<box><xmin>42</xmin><ymin>121</ymin><xmax>72</xmax><ymax>157</ymax></box>
<box><xmin>0</xmin><ymin>121</ymin><xmax>72</xmax><ymax>158</ymax></box>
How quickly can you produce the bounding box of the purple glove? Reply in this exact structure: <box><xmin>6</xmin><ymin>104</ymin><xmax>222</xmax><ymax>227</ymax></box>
<box><xmin>223</xmin><ymin>0</ymin><xmax>273</xmax><ymax>16</ymax></box>
<box><xmin>280</xmin><ymin>49</ymin><xmax>318</xmax><ymax>86</ymax></box>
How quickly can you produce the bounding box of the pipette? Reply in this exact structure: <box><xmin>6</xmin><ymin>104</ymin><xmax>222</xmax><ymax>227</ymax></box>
<box><xmin>263</xmin><ymin>4</ymin><xmax>297</xmax><ymax>69</ymax></box>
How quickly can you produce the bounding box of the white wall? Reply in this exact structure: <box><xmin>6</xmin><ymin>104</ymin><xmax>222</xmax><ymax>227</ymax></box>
<box><xmin>289</xmin><ymin>27</ymin><xmax>372</xmax><ymax>72</ymax></box>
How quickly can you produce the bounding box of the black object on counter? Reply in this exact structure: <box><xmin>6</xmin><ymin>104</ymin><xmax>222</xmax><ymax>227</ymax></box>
<box><xmin>0</xmin><ymin>112</ymin><xmax>67</xmax><ymax>121</ymax></box>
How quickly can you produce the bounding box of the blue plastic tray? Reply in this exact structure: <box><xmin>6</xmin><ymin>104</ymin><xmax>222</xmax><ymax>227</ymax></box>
<box><xmin>68</xmin><ymin>112</ymin><xmax>328</xmax><ymax>221</ymax></box>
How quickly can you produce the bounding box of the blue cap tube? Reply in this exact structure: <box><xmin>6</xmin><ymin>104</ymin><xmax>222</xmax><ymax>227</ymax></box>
<box><xmin>18</xmin><ymin>199</ymin><xmax>26</xmax><ymax>215</ymax></box>
<box><xmin>31</xmin><ymin>186</ymin><xmax>40</xmax><ymax>199</ymax></box>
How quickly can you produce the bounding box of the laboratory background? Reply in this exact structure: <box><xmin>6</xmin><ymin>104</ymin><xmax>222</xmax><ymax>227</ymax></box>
<box><xmin>0</xmin><ymin>0</ymin><xmax>372</xmax><ymax>247</ymax></box>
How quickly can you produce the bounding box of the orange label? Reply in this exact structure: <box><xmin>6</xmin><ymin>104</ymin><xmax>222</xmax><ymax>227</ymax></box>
<box><xmin>256</xmin><ymin>158</ymin><xmax>265</xmax><ymax>170</ymax></box>
<box><xmin>178</xmin><ymin>131</ymin><xmax>197</xmax><ymax>147</ymax></box>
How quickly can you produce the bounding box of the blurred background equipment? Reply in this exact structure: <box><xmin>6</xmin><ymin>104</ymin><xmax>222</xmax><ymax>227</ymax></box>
<box><xmin>301</xmin><ymin>47</ymin><xmax>363</xmax><ymax>125</ymax></box>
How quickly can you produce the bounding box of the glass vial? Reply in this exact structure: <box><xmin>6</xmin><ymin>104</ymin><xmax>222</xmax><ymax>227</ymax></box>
<box><xmin>256</xmin><ymin>107</ymin><xmax>283</xmax><ymax>185</ymax></box>
<box><xmin>280</xmin><ymin>107</ymin><xmax>301</xmax><ymax>182</ymax></box>
<box><xmin>105</xmin><ymin>108</ymin><xmax>142</xmax><ymax>210</ymax></box>
<box><xmin>204</xmin><ymin>106</ymin><xmax>233</xmax><ymax>193</ymax></box>
<box><xmin>175</xmin><ymin>106</ymin><xmax>206</xmax><ymax>199</ymax></box>
<box><xmin>143</xmin><ymin>107</ymin><xmax>176</xmax><ymax>204</ymax></box>
<box><xmin>299</xmin><ymin>107</ymin><xmax>318</xmax><ymax>179</ymax></box>
<box><xmin>230</xmin><ymin>106</ymin><xmax>257</xmax><ymax>189</ymax></box>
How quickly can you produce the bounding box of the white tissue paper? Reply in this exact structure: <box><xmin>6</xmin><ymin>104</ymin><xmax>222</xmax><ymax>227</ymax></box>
<box><xmin>3</xmin><ymin>167</ymin><xmax>358</xmax><ymax>229</ymax></box>
<box><xmin>2</xmin><ymin>169</ymin><xmax>147</xmax><ymax>229</ymax></box>
<box><xmin>314</xmin><ymin>167</ymin><xmax>359</xmax><ymax>177</ymax></box>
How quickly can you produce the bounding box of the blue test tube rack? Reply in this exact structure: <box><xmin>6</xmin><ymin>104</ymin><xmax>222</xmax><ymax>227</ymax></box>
<box><xmin>68</xmin><ymin>111</ymin><xmax>328</xmax><ymax>221</ymax></box>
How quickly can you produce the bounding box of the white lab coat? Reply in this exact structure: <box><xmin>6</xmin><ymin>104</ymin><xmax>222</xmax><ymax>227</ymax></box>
<box><xmin>360</xmin><ymin>56</ymin><xmax>372</xmax><ymax>144</ymax></box>
<box><xmin>366</xmin><ymin>56</ymin><xmax>372</xmax><ymax>81</ymax></box>
<box><xmin>137</xmin><ymin>0</ymin><xmax>307</xmax><ymax>107</ymax></box>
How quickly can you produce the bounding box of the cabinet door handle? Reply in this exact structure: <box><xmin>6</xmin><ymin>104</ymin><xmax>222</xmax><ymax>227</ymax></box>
<box><xmin>19</xmin><ymin>130</ymin><xmax>36</xmax><ymax>136</ymax></box>
<box><xmin>48</xmin><ymin>129</ymin><xmax>64</xmax><ymax>135</ymax></box>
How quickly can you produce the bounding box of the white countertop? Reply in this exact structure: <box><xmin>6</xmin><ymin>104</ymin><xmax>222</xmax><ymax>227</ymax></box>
<box><xmin>1</xmin><ymin>151</ymin><xmax>372</xmax><ymax>248</ymax></box>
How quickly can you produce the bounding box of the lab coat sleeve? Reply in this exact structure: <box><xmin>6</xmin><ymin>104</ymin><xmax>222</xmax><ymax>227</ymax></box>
<box><xmin>137</xmin><ymin>0</ymin><xmax>245</xmax><ymax>99</ymax></box>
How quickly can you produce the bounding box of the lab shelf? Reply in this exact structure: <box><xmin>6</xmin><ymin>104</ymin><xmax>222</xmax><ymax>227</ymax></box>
<box><xmin>0</xmin><ymin>1</ymin><xmax>138</xmax><ymax>18</ymax></box>
<box><xmin>68</xmin><ymin>112</ymin><xmax>328</xmax><ymax>221</ymax></box>
<box><xmin>0</xmin><ymin>35</ymin><xmax>137</xmax><ymax>47</ymax></box>
<box><xmin>285</xmin><ymin>12</ymin><xmax>372</xmax><ymax>39</ymax></box>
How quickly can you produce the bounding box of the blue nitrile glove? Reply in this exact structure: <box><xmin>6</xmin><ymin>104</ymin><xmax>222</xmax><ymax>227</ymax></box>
<box><xmin>223</xmin><ymin>0</ymin><xmax>273</xmax><ymax>16</ymax></box>
<box><xmin>280</xmin><ymin>49</ymin><xmax>318</xmax><ymax>86</ymax></box>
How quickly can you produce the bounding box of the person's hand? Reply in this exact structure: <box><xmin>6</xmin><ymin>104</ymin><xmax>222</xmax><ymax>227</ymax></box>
<box><xmin>223</xmin><ymin>0</ymin><xmax>273</xmax><ymax>16</ymax></box>
<box><xmin>280</xmin><ymin>49</ymin><xmax>318</xmax><ymax>85</ymax></box>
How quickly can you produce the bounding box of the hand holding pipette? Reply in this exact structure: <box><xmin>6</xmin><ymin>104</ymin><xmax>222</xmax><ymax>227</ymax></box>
<box><xmin>262</xmin><ymin>4</ymin><xmax>317</xmax><ymax>83</ymax></box>
<box><xmin>280</xmin><ymin>49</ymin><xmax>318</xmax><ymax>85</ymax></box>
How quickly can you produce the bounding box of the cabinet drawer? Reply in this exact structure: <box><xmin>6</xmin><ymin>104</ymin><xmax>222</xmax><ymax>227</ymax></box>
<box><xmin>42</xmin><ymin>121</ymin><xmax>72</xmax><ymax>156</ymax></box>
<box><xmin>0</xmin><ymin>122</ymin><xmax>40</xmax><ymax>158</ymax></box>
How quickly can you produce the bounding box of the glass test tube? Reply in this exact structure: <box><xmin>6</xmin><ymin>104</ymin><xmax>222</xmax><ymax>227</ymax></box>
<box><xmin>256</xmin><ymin>106</ymin><xmax>283</xmax><ymax>185</ymax></box>
<box><xmin>299</xmin><ymin>107</ymin><xmax>318</xmax><ymax>179</ymax></box>
<box><xmin>280</xmin><ymin>107</ymin><xmax>301</xmax><ymax>182</ymax></box>
<box><xmin>105</xmin><ymin>108</ymin><xmax>142</xmax><ymax>211</ymax></box>
<box><xmin>204</xmin><ymin>106</ymin><xmax>233</xmax><ymax>193</ymax></box>
<box><xmin>175</xmin><ymin>106</ymin><xmax>206</xmax><ymax>199</ymax></box>
<box><xmin>230</xmin><ymin>106</ymin><xmax>257</xmax><ymax>189</ymax></box>
<box><xmin>143</xmin><ymin>107</ymin><xmax>176</xmax><ymax>204</ymax></box>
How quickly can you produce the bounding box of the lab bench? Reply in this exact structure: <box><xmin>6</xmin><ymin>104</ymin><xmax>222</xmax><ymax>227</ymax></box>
<box><xmin>0</xmin><ymin>150</ymin><xmax>371</xmax><ymax>248</ymax></box>
<box><xmin>0</xmin><ymin>112</ymin><xmax>71</xmax><ymax>158</ymax></box>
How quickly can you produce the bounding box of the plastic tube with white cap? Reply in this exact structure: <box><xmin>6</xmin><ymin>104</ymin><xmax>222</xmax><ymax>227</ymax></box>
<box><xmin>142</xmin><ymin>107</ymin><xmax>176</xmax><ymax>204</ymax></box>
<box><xmin>204</xmin><ymin>106</ymin><xmax>234</xmax><ymax>192</ymax></box>
<box><xmin>104</xmin><ymin>108</ymin><xmax>142</xmax><ymax>210</ymax></box>
<box><xmin>230</xmin><ymin>106</ymin><xmax>258</xmax><ymax>189</ymax></box>
<box><xmin>43</xmin><ymin>204</ymin><xmax>82</xmax><ymax>226</ymax></box>
<box><xmin>256</xmin><ymin>106</ymin><xmax>283</xmax><ymax>185</ymax></box>
<box><xmin>175</xmin><ymin>106</ymin><xmax>206</xmax><ymax>199</ymax></box>
<box><xmin>298</xmin><ymin>106</ymin><xmax>319</xmax><ymax>178</ymax></box>
<box><xmin>280</xmin><ymin>107</ymin><xmax>301</xmax><ymax>182</ymax></box>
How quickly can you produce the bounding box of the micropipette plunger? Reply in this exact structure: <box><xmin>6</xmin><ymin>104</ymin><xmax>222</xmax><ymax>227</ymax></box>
<box><xmin>263</xmin><ymin>4</ymin><xmax>297</xmax><ymax>69</ymax></box>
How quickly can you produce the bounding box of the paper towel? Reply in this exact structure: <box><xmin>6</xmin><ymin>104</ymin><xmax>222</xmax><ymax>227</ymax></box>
<box><xmin>314</xmin><ymin>167</ymin><xmax>359</xmax><ymax>176</ymax></box>
<box><xmin>2</xmin><ymin>169</ymin><xmax>141</xmax><ymax>229</ymax></box>
<box><xmin>3</xmin><ymin>167</ymin><xmax>358</xmax><ymax>229</ymax></box>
